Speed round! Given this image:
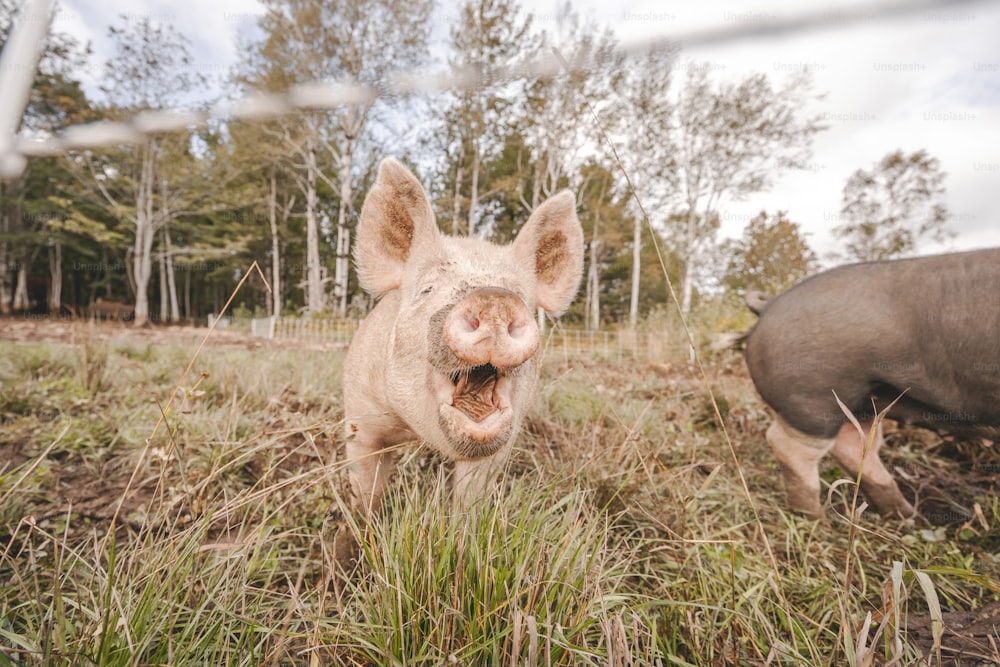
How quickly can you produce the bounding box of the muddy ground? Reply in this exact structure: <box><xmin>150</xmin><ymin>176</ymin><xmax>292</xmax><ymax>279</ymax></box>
<box><xmin>2</xmin><ymin>316</ymin><xmax>999</xmax><ymax>664</ymax></box>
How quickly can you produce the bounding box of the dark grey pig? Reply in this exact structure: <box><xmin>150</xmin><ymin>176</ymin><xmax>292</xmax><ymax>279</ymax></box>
<box><xmin>744</xmin><ymin>248</ymin><xmax>1000</xmax><ymax>519</ymax></box>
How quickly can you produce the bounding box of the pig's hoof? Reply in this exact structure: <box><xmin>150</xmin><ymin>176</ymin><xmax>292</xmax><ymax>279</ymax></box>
<box><xmin>332</xmin><ymin>523</ymin><xmax>362</xmax><ymax>578</ymax></box>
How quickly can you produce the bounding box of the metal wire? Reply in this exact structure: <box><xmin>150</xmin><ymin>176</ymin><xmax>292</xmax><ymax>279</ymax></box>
<box><xmin>0</xmin><ymin>0</ymin><xmax>52</xmax><ymax>177</ymax></box>
<box><xmin>0</xmin><ymin>0</ymin><xmax>987</xmax><ymax>180</ymax></box>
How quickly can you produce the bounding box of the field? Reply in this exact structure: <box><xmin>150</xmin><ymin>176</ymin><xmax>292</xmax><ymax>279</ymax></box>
<box><xmin>2</xmin><ymin>318</ymin><xmax>999</xmax><ymax>666</ymax></box>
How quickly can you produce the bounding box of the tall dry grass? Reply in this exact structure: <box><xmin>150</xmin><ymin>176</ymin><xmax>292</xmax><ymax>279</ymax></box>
<box><xmin>1</xmin><ymin>315</ymin><xmax>998</xmax><ymax>665</ymax></box>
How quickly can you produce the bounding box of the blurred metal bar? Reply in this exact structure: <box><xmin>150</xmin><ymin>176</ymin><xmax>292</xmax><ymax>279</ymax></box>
<box><xmin>0</xmin><ymin>0</ymin><xmax>53</xmax><ymax>178</ymax></box>
<box><xmin>0</xmin><ymin>0</ymin><xmax>991</xmax><ymax>179</ymax></box>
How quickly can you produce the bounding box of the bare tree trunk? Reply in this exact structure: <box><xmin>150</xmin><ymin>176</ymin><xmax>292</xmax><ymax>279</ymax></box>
<box><xmin>8</xmin><ymin>200</ymin><xmax>30</xmax><ymax>311</ymax></box>
<box><xmin>12</xmin><ymin>243</ymin><xmax>39</xmax><ymax>311</ymax></box>
<box><xmin>681</xmin><ymin>209</ymin><xmax>697</xmax><ymax>316</ymax></box>
<box><xmin>681</xmin><ymin>263</ymin><xmax>694</xmax><ymax>316</ymax></box>
<box><xmin>133</xmin><ymin>142</ymin><xmax>156</xmax><ymax>326</ymax></box>
<box><xmin>160</xmin><ymin>178</ymin><xmax>179</xmax><ymax>323</ymax></box>
<box><xmin>13</xmin><ymin>263</ymin><xmax>29</xmax><ymax>311</ymax></box>
<box><xmin>183</xmin><ymin>267</ymin><xmax>191</xmax><ymax>323</ymax></box>
<box><xmin>451</xmin><ymin>162</ymin><xmax>463</xmax><ymax>236</ymax></box>
<box><xmin>165</xmin><ymin>227</ymin><xmax>179</xmax><ymax>322</ymax></box>
<box><xmin>629</xmin><ymin>216</ymin><xmax>641</xmax><ymax>330</ymax></box>
<box><xmin>468</xmin><ymin>139</ymin><xmax>480</xmax><ymax>237</ymax></box>
<box><xmin>0</xmin><ymin>265</ymin><xmax>9</xmax><ymax>314</ymax></box>
<box><xmin>305</xmin><ymin>141</ymin><xmax>323</xmax><ymax>315</ymax></box>
<box><xmin>586</xmin><ymin>237</ymin><xmax>600</xmax><ymax>331</ymax></box>
<box><xmin>159</xmin><ymin>226</ymin><xmax>179</xmax><ymax>323</ymax></box>
<box><xmin>334</xmin><ymin>136</ymin><xmax>354</xmax><ymax>318</ymax></box>
<box><xmin>158</xmin><ymin>240</ymin><xmax>168</xmax><ymax>323</ymax></box>
<box><xmin>0</xmin><ymin>200</ymin><xmax>12</xmax><ymax>314</ymax></box>
<box><xmin>269</xmin><ymin>171</ymin><xmax>281</xmax><ymax>317</ymax></box>
<box><xmin>530</xmin><ymin>160</ymin><xmax>542</xmax><ymax>210</ymax></box>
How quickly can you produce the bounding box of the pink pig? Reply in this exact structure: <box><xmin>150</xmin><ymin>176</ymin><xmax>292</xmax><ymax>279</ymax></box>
<box><xmin>343</xmin><ymin>158</ymin><xmax>584</xmax><ymax>515</ymax></box>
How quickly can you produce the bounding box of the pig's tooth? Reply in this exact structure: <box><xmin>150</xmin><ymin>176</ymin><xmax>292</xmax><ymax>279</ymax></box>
<box><xmin>492</xmin><ymin>376</ymin><xmax>511</xmax><ymax>409</ymax></box>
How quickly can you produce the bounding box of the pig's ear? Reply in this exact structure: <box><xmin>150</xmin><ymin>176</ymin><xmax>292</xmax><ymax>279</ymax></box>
<box><xmin>355</xmin><ymin>158</ymin><xmax>439</xmax><ymax>295</ymax></box>
<box><xmin>513</xmin><ymin>190</ymin><xmax>584</xmax><ymax>316</ymax></box>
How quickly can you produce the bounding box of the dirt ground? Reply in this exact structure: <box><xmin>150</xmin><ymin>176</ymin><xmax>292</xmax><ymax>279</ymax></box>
<box><xmin>0</xmin><ymin>315</ymin><xmax>343</xmax><ymax>350</ymax></box>
<box><xmin>3</xmin><ymin>314</ymin><xmax>997</xmax><ymax>532</ymax></box>
<box><xmin>0</xmin><ymin>317</ymin><xmax>337</xmax><ymax>527</ymax></box>
<box><xmin>3</xmin><ymin>316</ymin><xmax>999</xmax><ymax>663</ymax></box>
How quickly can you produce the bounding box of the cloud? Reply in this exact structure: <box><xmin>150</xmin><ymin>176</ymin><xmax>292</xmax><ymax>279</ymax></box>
<box><xmin>49</xmin><ymin>0</ymin><xmax>1000</xmax><ymax>255</ymax></box>
<box><xmin>575</xmin><ymin>0</ymin><xmax>1000</xmax><ymax>256</ymax></box>
<box><xmin>56</xmin><ymin>0</ymin><xmax>264</xmax><ymax>104</ymax></box>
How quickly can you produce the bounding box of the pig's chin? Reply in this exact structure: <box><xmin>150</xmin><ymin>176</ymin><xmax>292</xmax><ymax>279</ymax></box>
<box><xmin>432</xmin><ymin>364</ymin><xmax>515</xmax><ymax>459</ymax></box>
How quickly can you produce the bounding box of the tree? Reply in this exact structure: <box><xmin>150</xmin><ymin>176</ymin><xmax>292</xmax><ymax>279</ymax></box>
<box><xmin>220</xmin><ymin>113</ymin><xmax>304</xmax><ymax>318</ymax></box>
<box><xmin>519</xmin><ymin>4</ymin><xmax>621</xmax><ymax>213</ymax></box>
<box><xmin>723</xmin><ymin>210</ymin><xmax>816</xmax><ymax>295</ymax></box>
<box><xmin>575</xmin><ymin>159</ymin><xmax>632</xmax><ymax>329</ymax></box>
<box><xmin>429</xmin><ymin>0</ymin><xmax>533</xmax><ymax>238</ymax></box>
<box><xmin>77</xmin><ymin>15</ymin><xmax>207</xmax><ymax>326</ymax></box>
<box><xmin>616</xmin><ymin>47</ymin><xmax>675</xmax><ymax>329</ymax></box>
<box><xmin>465</xmin><ymin>3</ymin><xmax>624</xmax><ymax>244</ymax></box>
<box><xmin>0</xmin><ymin>0</ymin><xmax>96</xmax><ymax>314</ymax></box>
<box><xmin>834</xmin><ymin>149</ymin><xmax>951</xmax><ymax>262</ymax></box>
<box><xmin>664</xmin><ymin>66</ymin><xmax>824</xmax><ymax>316</ymax></box>
<box><xmin>240</xmin><ymin>0</ymin><xmax>432</xmax><ymax>316</ymax></box>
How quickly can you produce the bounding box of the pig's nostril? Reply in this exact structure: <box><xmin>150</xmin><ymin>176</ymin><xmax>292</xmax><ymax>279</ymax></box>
<box><xmin>455</xmin><ymin>312</ymin><xmax>480</xmax><ymax>334</ymax></box>
<box><xmin>508</xmin><ymin>320</ymin><xmax>531</xmax><ymax>339</ymax></box>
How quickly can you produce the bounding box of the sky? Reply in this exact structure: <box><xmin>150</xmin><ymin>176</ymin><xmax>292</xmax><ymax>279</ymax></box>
<box><xmin>45</xmin><ymin>0</ymin><xmax>1000</xmax><ymax>260</ymax></box>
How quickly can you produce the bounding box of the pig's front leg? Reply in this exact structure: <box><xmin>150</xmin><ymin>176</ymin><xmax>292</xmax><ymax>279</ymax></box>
<box><xmin>766</xmin><ymin>417</ymin><xmax>834</xmax><ymax>520</ymax></box>
<box><xmin>345</xmin><ymin>414</ymin><xmax>413</xmax><ymax>517</ymax></box>
<box><xmin>452</xmin><ymin>446</ymin><xmax>510</xmax><ymax>510</ymax></box>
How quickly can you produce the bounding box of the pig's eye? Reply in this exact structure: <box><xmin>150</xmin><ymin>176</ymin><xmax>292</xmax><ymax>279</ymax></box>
<box><xmin>420</xmin><ymin>285</ymin><xmax>434</xmax><ymax>295</ymax></box>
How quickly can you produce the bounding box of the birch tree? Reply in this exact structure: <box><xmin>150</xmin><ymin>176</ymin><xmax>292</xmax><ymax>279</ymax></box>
<box><xmin>617</xmin><ymin>48</ymin><xmax>674</xmax><ymax>329</ymax></box>
<box><xmin>431</xmin><ymin>0</ymin><xmax>532</xmax><ymax>238</ymax></box>
<box><xmin>576</xmin><ymin>159</ymin><xmax>630</xmax><ymax>329</ymax></box>
<box><xmin>241</xmin><ymin>0</ymin><xmax>431</xmax><ymax>316</ymax></box>
<box><xmin>616</xmin><ymin>58</ymin><xmax>821</xmax><ymax>322</ymax></box>
<box><xmin>665</xmin><ymin>66</ymin><xmax>823</xmax><ymax>315</ymax></box>
<box><xmin>521</xmin><ymin>4</ymin><xmax>622</xmax><ymax>211</ymax></box>
<box><xmin>834</xmin><ymin>149</ymin><xmax>951</xmax><ymax>261</ymax></box>
<box><xmin>82</xmin><ymin>15</ymin><xmax>206</xmax><ymax>326</ymax></box>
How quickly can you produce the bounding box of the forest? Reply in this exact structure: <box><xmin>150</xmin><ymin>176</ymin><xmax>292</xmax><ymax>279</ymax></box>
<box><xmin>0</xmin><ymin>0</ymin><xmax>952</xmax><ymax>328</ymax></box>
<box><xmin>4</xmin><ymin>2</ymin><xmax>998</xmax><ymax>663</ymax></box>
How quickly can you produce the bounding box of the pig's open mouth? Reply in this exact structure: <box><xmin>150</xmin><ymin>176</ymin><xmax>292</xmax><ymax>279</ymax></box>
<box><xmin>433</xmin><ymin>363</ymin><xmax>516</xmax><ymax>457</ymax></box>
<box><xmin>448</xmin><ymin>363</ymin><xmax>504</xmax><ymax>422</ymax></box>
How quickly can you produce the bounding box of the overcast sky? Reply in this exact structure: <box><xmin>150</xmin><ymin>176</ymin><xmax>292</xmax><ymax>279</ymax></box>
<box><xmin>49</xmin><ymin>0</ymin><xmax>1000</xmax><ymax>260</ymax></box>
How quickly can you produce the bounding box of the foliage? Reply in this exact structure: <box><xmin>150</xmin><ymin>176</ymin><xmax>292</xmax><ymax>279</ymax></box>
<box><xmin>0</xmin><ymin>2</ymin><xmax>100</xmax><ymax>314</ymax></box>
<box><xmin>833</xmin><ymin>149</ymin><xmax>952</xmax><ymax>262</ymax></box>
<box><xmin>70</xmin><ymin>15</ymin><xmax>213</xmax><ymax>325</ymax></box>
<box><xmin>723</xmin><ymin>210</ymin><xmax>818</xmax><ymax>295</ymax></box>
<box><xmin>426</xmin><ymin>0</ymin><xmax>534</xmax><ymax>238</ymax></box>
<box><xmin>662</xmin><ymin>65</ymin><xmax>825</xmax><ymax>314</ymax></box>
<box><xmin>237</xmin><ymin>0</ymin><xmax>433</xmax><ymax>316</ymax></box>
<box><xmin>2</xmin><ymin>2</ymin><xmax>966</xmax><ymax>327</ymax></box>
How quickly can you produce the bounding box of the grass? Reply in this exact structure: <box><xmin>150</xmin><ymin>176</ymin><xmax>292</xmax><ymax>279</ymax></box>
<box><xmin>1</xmin><ymin>324</ymin><xmax>999</xmax><ymax>665</ymax></box>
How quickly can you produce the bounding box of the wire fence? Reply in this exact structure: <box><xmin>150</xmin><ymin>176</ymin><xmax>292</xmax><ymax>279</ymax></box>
<box><xmin>0</xmin><ymin>0</ymin><xmax>984</xmax><ymax>179</ymax></box>
<box><xmin>249</xmin><ymin>316</ymin><xmax>693</xmax><ymax>360</ymax></box>
<box><xmin>250</xmin><ymin>316</ymin><xmax>361</xmax><ymax>344</ymax></box>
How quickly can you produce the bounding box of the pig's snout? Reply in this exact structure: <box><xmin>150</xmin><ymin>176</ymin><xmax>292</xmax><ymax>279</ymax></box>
<box><xmin>443</xmin><ymin>287</ymin><xmax>539</xmax><ymax>369</ymax></box>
